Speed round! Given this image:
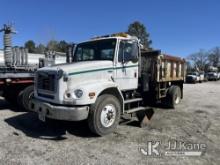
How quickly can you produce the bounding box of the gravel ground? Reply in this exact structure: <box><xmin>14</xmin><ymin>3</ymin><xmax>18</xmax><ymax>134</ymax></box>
<box><xmin>0</xmin><ymin>81</ymin><xmax>220</xmax><ymax>165</ymax></box>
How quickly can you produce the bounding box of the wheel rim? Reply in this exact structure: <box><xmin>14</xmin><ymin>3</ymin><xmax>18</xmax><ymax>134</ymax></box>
<box><xmin>28</xmin><ymin>91</ymin><xmax>34</xmax><ymax>100</ymax></box>
<box><xmin>100</xmin><ymin>104</ymin><xmax>116</xmax><ymax>127</ymax></box>
<box><xmin>174</xmin><ymin>94</ymin><xmax>180</xmax><ymax>104</ymax></box>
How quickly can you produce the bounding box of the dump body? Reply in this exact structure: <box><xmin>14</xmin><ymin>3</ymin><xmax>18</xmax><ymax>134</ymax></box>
<box><xmin>140</xmin><ymin>50</ymin><xmax>185</xmax><ymax>100</ymax></box>
<box><xmin>141</xmin><ymin>50</ymin><xmax>185</xmax><ymax>83</ymax></box>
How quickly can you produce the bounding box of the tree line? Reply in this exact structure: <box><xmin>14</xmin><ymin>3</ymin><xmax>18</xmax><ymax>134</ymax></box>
<box><xmin>24</xmin><ymin>40</ymin><xmax>70</xmax><ymax>54</ymax></box>
<box><xmin>24</xmin><ymin>21</ymin><xmax>152</xmax><ymax>54</ymax></box>
<box><xmin>187</xmin><ymin>47</ymin><xmax>220</xmax><ymax>72</ymax></box>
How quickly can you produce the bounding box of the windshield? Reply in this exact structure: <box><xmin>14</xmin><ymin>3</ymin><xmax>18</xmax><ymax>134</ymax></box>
<box><xmin>73</xmin><ymin>39</ymin><xmax>116</xmax><ymax>62</ymax></box>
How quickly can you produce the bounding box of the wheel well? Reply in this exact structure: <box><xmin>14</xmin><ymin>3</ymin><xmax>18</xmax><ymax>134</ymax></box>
<box><xmin>98</xmin><ymin>88</ymin><xmax>123</xmax><ymax>113</ymax></box>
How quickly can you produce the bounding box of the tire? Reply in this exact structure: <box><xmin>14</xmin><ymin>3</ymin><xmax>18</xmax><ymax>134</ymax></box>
<box><xmin>18</xmin><ymin>85</ymin><xmax>34</xmax><ymax>111</ymax></box>
<box><xmin>166</xmin><ymin>85</ymin><xmax>181</xmax><ymax>108</ymax></box>
<box><xmin>88</xmin><ymin>94</ymin><xmax>121</xmax><ymax>136</ymax></box>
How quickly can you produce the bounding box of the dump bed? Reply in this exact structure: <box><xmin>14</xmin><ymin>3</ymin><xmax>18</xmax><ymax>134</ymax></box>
<box><xmin>141</xmin><ymin>50</ymin><xmax>186</xmax><ymax>83</ymax></box>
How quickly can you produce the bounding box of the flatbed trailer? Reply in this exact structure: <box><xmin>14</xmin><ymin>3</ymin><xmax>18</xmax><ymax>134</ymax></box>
<box><xmin>0</xmin><ymin>66</ymin><xmax>36</xmax><ymax>110</ymax></box>
<box><xmin>0</xmin><ymin>24</ymin><xmax>67</xmax><ymax>110</ymax></box>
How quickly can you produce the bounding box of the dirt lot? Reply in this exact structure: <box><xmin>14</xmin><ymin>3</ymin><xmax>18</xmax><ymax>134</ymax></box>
<box><xmin>0</xmin><ymin>81</ymin><xmax>220</xmax><ymax>165</ymax></box>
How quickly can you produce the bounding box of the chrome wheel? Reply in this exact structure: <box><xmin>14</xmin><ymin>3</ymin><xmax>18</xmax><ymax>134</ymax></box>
<box><xmin>100</xmin><ymin>104</ymin><xmax>116</xmax><ymax>127</ymax></box>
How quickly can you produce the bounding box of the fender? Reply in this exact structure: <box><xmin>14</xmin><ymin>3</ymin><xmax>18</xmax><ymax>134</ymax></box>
<box><xmin>66</xmin><ymin>80</ymin><xmax>124</xmax><ymax>109</ymax></box>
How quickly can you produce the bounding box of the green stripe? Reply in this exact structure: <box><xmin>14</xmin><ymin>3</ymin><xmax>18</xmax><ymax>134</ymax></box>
<box><xmin>68</xmin><ymin>64</ymin><xmax>138</xmax><ymax>76</ymax></box>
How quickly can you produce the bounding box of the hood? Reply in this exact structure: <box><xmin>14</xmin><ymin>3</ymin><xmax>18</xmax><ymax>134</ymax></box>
<box><xmin>39</xmin><ymin>60</ymin><xmax>114</xmax><ymax>74</ymax></box>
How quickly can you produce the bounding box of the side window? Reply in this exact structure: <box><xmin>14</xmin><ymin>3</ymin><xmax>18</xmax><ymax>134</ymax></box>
<box><xmin>118</xmin><ymin>40</ymin><xmax>139</xmax><ymax>63</ymax></box>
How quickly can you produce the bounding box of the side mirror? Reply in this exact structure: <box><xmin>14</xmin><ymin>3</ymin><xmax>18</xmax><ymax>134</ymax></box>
<box><xmin>66</xmin><ymin>44</ymin><xmax>77</xmax><ymax>63</ymax></box>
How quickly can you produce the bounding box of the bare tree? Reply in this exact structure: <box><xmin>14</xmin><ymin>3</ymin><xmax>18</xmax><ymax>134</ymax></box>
<box><xmin>208</xmin><ymin>47</ymin><xmax>220</xmax><ymax>67</ymax></box>
<box><xmin>187</xmin><ymin>49</ymin><xmax>209</xmax><ymax>71</ymax></box>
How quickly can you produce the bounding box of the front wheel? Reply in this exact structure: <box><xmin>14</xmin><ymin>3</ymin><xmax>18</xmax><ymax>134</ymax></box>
<box><xmin>88</xmin><ymin>94</ymin><xmax>121</xmax><ymax>136</ymax></box>
<box><xmin>18</xmin><ymin>85</ymin><xmax>34</xmax><ymax>111</ymax></box>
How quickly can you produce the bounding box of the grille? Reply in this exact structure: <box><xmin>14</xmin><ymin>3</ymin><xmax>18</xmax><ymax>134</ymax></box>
<box><xmin>37</xmin><ymin>72</ymin><xmax>56</xmax><ymax>92</ymax></box>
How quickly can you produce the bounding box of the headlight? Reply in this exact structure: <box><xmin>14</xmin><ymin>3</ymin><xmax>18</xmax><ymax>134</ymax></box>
<box><xmin>63</xmin><ymin>72</ymin><xmax>69</xmax><ymax>82</ymax></box>
<box><xmin>74</xmin><ymin>89</ymin><xmax>83</xmax><ymax>98</ymax></box>
<box><xmin>57</xmin><ymin>69</ymin><xmax>63</xmax><ymax>79</ymax></box>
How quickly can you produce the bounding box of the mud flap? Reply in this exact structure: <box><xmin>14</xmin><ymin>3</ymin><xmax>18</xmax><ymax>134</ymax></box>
<box><xmin>136</xmin><ymin>108</ymin><xmax>154</xmax><ymax>127</ymax></box>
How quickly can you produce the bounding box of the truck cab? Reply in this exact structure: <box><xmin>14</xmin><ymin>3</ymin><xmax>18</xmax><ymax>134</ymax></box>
<box><xmin>29</xmin><ymin>33</ymin><xmax>185</xmax><ymax>136</ymax></box>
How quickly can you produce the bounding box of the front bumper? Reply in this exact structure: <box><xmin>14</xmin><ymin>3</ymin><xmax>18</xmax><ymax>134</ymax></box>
<box><xmin>29</xmin><ymin>98</ymin><xmax>89</xmax><ymax>122</ymax></box>
<box><xmin>208</xmin><ymin>76</ymin><xmax>217</xmax><ymax>80</ymax></box>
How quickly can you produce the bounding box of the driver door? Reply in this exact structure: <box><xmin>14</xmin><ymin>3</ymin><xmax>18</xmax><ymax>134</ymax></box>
<box><xmin>114</xmin><ymin>40</ymin><xmax>139</xmax><ymax>91</ymax></box>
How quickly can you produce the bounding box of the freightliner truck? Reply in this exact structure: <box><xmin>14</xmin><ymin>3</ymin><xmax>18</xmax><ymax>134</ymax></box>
<box><xmin>29</xmin><ymin>33</ymin><xmax>186</xmax><ymax>136</ymax></box>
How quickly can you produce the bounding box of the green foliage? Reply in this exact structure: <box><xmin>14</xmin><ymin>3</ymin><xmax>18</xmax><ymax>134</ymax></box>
<box><xmin>57</xmin><ymin>40</ymin><xmax>69</xmax><ymax>52</ymax></box>
<box><xmin>127</xmin><ymin>21</ymin><xmax>152</xmax><ymax>49</ymax></box>
<box><xmin>45</xmin><ymin>40</ymin><xmax>69</xmax><ymax>52</ymax></box>
<box><xmin>35</xmin><ymin>44</ymin><xmax>46</xmax><ymax>54</ymax></box>
<box><xmin>24</xmin><ymin>40</ymin><xmax>70</xmax><ymax>54</ymax></box>
<box><xmin>24</xmin><ymin>40</ymin><xmax>36</xmax><ymax>53</ymax></box>
<box><xmin>47</xmin><ymin>40</ymin><xmax>59</xmax><ymax>51</ymax></box>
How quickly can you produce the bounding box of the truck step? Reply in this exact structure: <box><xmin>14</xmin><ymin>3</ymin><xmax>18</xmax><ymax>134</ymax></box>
<box><xmin>125</xmin><ymin>106</ymin><xmax>146</xmax><ymax>114</ymax></box>
<box><xmin>124</xmin><ymin>98</ymin><xmax>142</xmax><ymax>104</ymax></box>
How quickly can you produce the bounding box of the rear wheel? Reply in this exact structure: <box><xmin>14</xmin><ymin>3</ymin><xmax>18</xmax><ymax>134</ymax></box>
<box><xmin>167</xmin><ymin>85</ymin><xmax>181</xmax><ymax>108</ymax></box>
<box><xmin>88</xmin><ymin>94</ymin><xmax>121</xmax><ymax>136</ymax></box>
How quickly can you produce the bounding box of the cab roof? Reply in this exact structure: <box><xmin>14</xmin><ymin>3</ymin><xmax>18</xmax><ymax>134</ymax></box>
<box><xmin>88</xmin><ymin>32</ymin><xmax>139</xmax><ymax>42</ymax></box>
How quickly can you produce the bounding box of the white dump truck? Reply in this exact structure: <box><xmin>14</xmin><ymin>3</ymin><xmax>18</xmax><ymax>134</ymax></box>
<box><xmin>29</xmin><ymin>33</ymin><xmax>186</xmax><ymax>136</ymax></box>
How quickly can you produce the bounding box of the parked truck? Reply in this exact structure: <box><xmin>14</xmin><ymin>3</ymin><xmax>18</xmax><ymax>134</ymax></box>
<box><xmin>186</xmin><ymin>72</ymin><xmax>201</xmax><ymax>83</ymax></box>
<box><xmin>0</xmin><ymin>24</ymin><xmax>66</xmax><ymax>110</ymax></box>
<box><xmin>29</xmin><ymin>33</ymin><xmax>186</xmax><ymax>136</ymax></box>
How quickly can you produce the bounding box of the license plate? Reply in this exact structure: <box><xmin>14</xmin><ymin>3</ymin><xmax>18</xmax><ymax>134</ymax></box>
<box><xmin>38</xmin><ymin>109</ymin><xmax>46</xmax><ymax>122</ymax></box>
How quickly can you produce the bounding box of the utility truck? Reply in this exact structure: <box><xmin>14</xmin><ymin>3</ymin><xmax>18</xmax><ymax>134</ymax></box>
<box><xmin>29</xmin><ymin>33</ymin><xmax>186</xmax><ymax>136</ymax></box>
